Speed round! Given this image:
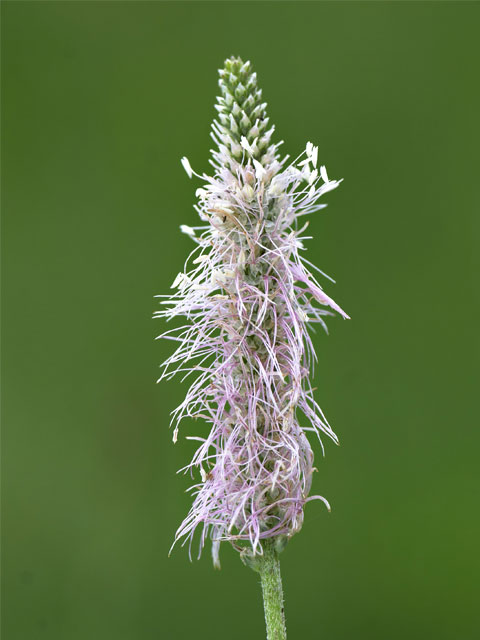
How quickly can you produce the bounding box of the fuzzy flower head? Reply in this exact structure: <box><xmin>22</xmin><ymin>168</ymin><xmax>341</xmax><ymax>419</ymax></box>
<box><xmin>156</xmin><ymin>57</ymin><xmax>348</xmax><ymax>567</ymax></box>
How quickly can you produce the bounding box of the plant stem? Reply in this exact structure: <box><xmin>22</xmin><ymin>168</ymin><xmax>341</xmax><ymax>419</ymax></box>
<box><xmin>258</xmin><ymin>540</ymin><xmax>287</xmax><ymax>640</ymax></box>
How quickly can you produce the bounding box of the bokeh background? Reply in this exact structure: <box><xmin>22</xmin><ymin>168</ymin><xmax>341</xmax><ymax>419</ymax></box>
<box><xmin>2</xmin><ymin>2</ymin><xmax>479</xmax><ymax>639</ymax></box>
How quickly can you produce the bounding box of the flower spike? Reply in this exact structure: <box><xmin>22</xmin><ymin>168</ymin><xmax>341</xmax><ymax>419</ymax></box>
<box><xmin>156</xmin><ymin>56</ymin><xmax>348</xmax><ymax>570</ymax></box>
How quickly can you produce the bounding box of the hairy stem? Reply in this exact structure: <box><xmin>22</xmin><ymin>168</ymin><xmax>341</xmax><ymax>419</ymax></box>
<box><xmin>258</xmin><ymin>541</ymin><xmax>287</xmax><ymax>640</ymax></box>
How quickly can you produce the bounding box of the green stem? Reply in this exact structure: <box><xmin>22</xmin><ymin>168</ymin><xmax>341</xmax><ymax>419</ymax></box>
<box><xmin>258</xmin><ymin>541</ymin><xmax>287</xmax><ymax>640</ymax></box>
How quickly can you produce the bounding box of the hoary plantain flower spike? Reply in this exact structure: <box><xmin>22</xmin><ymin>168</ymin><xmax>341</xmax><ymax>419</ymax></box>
<box><xmin>156</xmin><ymin>56</ymin><xmax>349</xmax><ymax>571</ymax></box>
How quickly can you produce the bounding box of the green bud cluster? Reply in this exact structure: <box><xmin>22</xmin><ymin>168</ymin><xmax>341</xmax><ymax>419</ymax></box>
<box><xmin>214</xmin><ymin>57</ymin><xmax>276</xmax><ymax>167</ymax></box>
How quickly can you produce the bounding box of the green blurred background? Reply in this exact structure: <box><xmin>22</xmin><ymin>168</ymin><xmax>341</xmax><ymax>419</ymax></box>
<box><xmin>2</xmin><ymin>1</ymin><xmax>479</xmax><ymax>639</ymax></box>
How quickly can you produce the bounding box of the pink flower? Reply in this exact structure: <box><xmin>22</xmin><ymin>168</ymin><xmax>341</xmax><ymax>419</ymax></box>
<box><xmin>155</xmin><ymin>57</ymin><xmax>348</xmax><ymax>567</ymax></box>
